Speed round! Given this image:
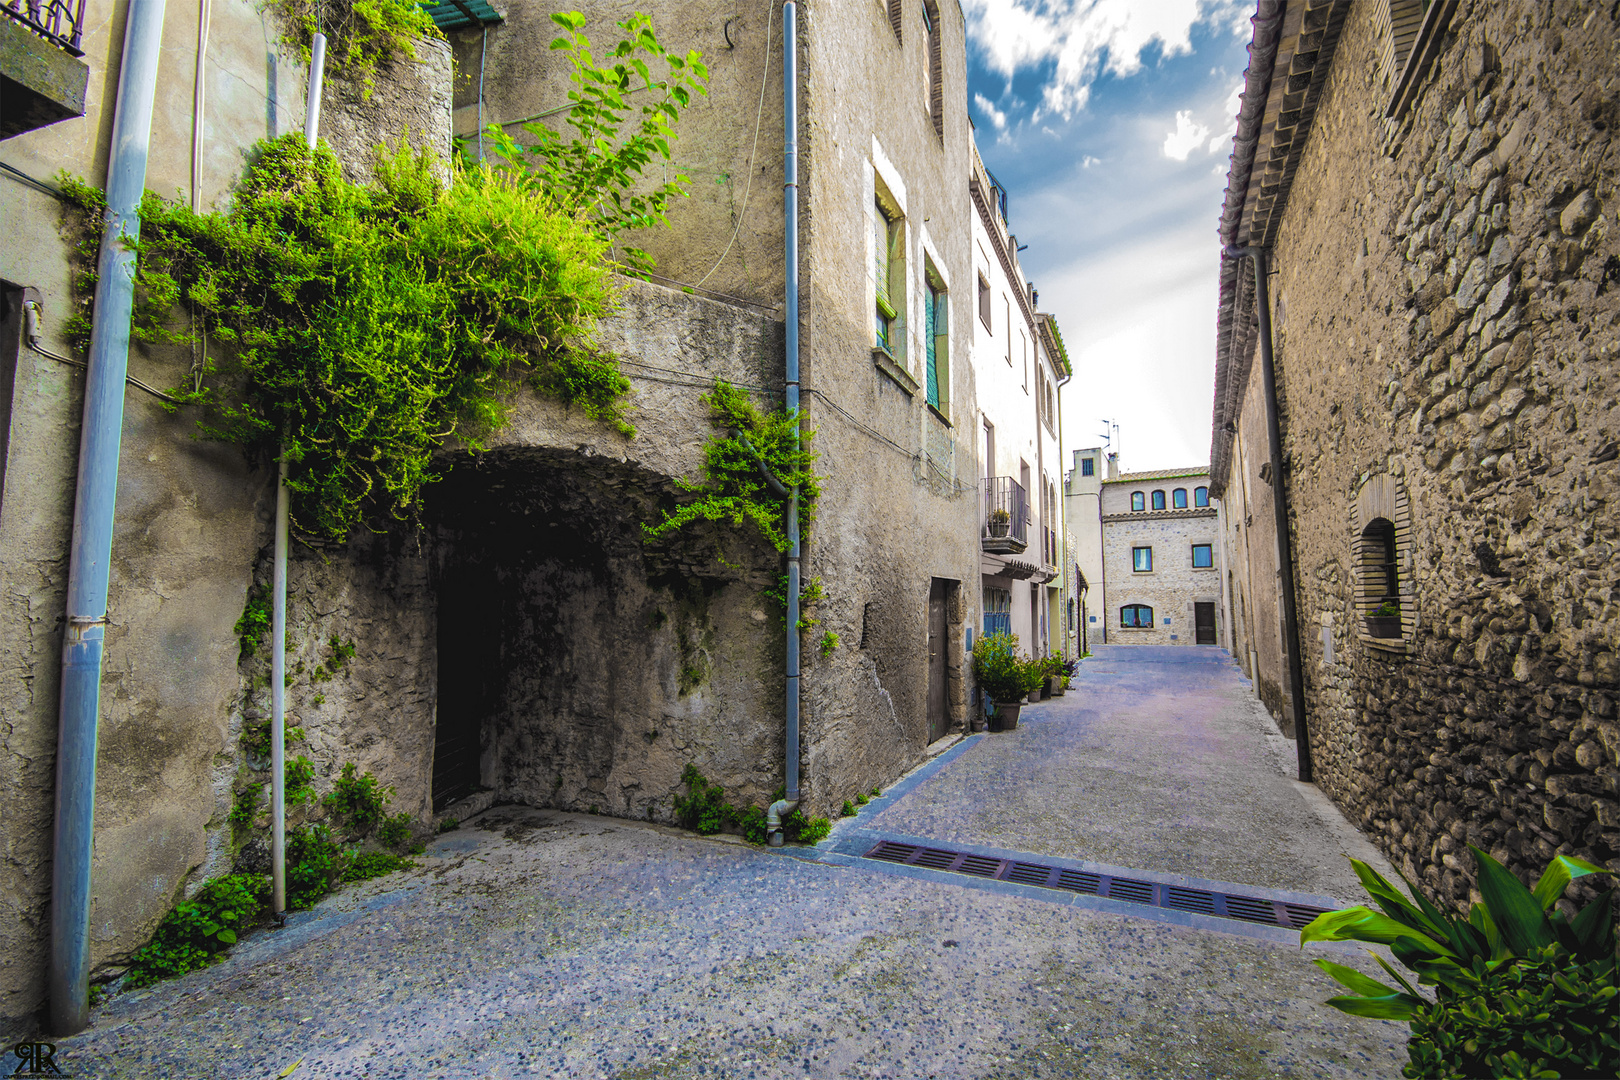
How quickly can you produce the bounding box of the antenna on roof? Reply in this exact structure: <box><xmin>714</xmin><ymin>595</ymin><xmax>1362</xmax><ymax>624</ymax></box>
<box><xmin>1096</xmin><ymin>419</ymin><xmax>1120</xmax><ymax>468</ymax></box>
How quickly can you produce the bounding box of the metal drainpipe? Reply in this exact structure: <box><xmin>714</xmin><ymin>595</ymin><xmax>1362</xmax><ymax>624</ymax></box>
<box><xmin>272</xmin><ymin>32</ymin><xmax>327</xmax><ymax>916</ymax></box>
<box><xmin>766</xmin><ymin>0</ymin><xmax>801</xmax><ymax>845</ymax></box>
<box><xmin>1225</xmin><ymin>245</ymin><xmax>1311</xmax><ymax>783</ymax></box>
<box><xmin>50</xmin><ymin>0</ymin><xmax>169</xmax><ymax>1036</ymax></box>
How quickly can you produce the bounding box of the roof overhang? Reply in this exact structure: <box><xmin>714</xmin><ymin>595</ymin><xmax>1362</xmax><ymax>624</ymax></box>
<box><xmin>1208</xmin><ymin>0</ymin><xmax>1349</xmax><ymax>497</ymax></box>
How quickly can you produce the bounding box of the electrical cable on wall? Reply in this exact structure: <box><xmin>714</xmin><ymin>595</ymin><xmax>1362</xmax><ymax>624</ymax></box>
<box><xmin>693</xmin><ymin>0</ymin><xmax>775</xmax><ymax>289</ymax></box>
<box><xmin>23</xmin><ymin>302</ymin><xmax>181</xmax><ymax>404</ymax></box>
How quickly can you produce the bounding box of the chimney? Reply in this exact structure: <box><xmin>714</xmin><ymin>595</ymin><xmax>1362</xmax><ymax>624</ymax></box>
<box><xmin>1106</xmin><ymin>453</ymin><xmax>1119</xmax><ymax>480</ymax></box>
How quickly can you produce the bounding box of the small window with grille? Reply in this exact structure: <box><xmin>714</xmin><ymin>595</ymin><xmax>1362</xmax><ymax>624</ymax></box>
<box><xmin>1120</xmin><ymin>603</ymin><xmax>1153</xmax><ymax>628</ymax></box>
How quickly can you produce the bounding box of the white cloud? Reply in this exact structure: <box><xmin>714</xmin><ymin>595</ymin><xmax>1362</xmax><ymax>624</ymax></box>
<box><xmin>1206</xmin><ymin>78</ymin><xmax>1244</xmax><ymax>152</ymax></box>
<box><xmin>974</xmin><ymin>92</ymin><xmax>1009</xmax><ymax>131</ymax></box>
<box><xmin>1081</xmin><ymin>154</ymin><xmax>1101</xmax><ymax>168</ymax></box>
<box><xmin>1162</xmin><ymin>110</ymin><xmax>1210</xmax><ymax>160</ymax></box>
<box><xmin>965</xmin><ymin>0</ymin><xmax>1244</xmax><ymax>121</ymax></box>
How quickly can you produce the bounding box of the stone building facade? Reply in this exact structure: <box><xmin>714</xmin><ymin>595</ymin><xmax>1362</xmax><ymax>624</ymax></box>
<box><xmin>0</xmin><ymin>0</ymin><xmax>997</xmax><ymax>1029</ymax></box>
<box><xmin>1063</xmin><ymin>446</ymin><xmax>1108</xmax><ymax>652</ymax></box>
<box><xmin>1212</xmin><ymin>0</ymin><xmax>1620</xmax><ymax>910</ymax></box>
<box><xmin>1098</xmin><ymin>467</ymin><xmax>1223</xmax><ymax>647</ymax></box>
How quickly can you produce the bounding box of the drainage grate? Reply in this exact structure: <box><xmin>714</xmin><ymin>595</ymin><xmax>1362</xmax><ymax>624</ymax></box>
<box><xmin>862</xmin><ymin>841</ymin><xmax>1334</xmax><ymax>931</ymax></box>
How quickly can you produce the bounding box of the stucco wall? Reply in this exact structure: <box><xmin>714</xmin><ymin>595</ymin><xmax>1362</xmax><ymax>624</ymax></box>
<box><xmin>1232</xmin><ymin>0</ymin><xmax>1620</xmax><ymax>907</ymax></box>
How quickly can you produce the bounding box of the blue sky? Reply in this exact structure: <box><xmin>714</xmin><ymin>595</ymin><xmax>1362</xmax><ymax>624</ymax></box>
<box><xmin>964</xmin><ymin>0</ymin><xmax>1254</xmax><ymax>473</ymax></box>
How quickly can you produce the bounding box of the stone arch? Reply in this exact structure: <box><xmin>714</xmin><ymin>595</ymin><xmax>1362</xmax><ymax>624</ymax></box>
<box><xmin>1352</xmin><ymin>473</ymin><xmax>1416</xmax><ymax>649</ymax></box>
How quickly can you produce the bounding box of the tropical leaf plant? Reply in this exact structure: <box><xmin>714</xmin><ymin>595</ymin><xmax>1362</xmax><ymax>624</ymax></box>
<box><xmin>1299</xmin><ymin>849</ymin><xmax>1614</xmax><ymax>1020</ymax></box>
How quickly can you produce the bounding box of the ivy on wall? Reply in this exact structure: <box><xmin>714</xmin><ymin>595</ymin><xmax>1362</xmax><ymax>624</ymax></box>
<box><xmin>274</xmin><ymin>0</ymin><xmax>440</xmax><ymax>99</ymax></box>
<box><xmin>644</xmin><ymin>380</ymin><xmax>819</xmax><ymax>553</ymax></box>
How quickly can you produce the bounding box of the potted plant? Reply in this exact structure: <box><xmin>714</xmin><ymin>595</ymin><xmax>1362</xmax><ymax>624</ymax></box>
<box><xmin>1022</xmin><ymin>658</ymin><xmax>1048</xmax><ymax>703</ymax></box>
<box><xmin>988</xmin><ymin>507</ymin><xmax>1011</xmax><ymax>538</ymax></box>
<box><xmin>1049</xmin><ymin>654</ymin><xmax>1068</xmax><ymax>696</ymax></box>
<box><xmin>1365</xmin><ymin>599</ymin><xmax>1401</xmax><ymax>639</ymax></box>
<box><xmin>972</xmin><ymin>631</ymin><xmax>1027</xmax><ymax>730</ymax></box>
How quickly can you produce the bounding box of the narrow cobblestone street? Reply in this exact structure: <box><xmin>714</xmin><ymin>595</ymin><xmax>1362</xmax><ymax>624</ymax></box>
<box><xmin>46</xmin><ymin>649</ymin><xmax>1410</xmax><ymax>1079</ymax></box>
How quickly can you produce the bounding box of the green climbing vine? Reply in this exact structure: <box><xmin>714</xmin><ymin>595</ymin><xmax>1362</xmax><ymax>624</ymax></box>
<box><xmin>644</xmin><ymin>381</ymin><xmax>819</xmax><ymax>553</ymax></box>
<box><xmin>486</xmin><ymin>11</ymin><xmax>710</xmax><ymax>277</ymax></box>
<box><xmin>56</xmin><ymin>13</ymin><xmax>710</xmax><ymax>543</ymax></box>
<box><xmin>273</xmin><ymin>0</ymin><xmax>439</xmax><ymax>100</ymax></box>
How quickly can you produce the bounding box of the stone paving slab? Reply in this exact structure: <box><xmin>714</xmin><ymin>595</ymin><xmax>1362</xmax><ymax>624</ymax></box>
<box><xmin>50</xmin><ymin>809</ymin><xmax>1407</xmax><ymax>1080</ymax></box>
<box><xmin>859</xmin><ymin>646</ymin><xmax>1399</xmax><ymax>904</ymax></box>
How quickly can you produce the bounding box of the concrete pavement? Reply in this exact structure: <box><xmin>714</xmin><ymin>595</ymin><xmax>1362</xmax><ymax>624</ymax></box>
<box><xmin>33</xmin><ymin>646</ymin><xmax>1410</xmax><ymax>1079</ymax></box>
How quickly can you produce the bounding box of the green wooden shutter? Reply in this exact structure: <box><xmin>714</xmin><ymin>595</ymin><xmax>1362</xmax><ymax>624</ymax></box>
<box><xmin>924</xmin><ymin>286</ymin><xmax>940</xmax><ymax>407</ymax></box>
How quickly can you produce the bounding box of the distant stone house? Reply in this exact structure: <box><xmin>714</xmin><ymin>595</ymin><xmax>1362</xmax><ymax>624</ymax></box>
<box><xmin>1211</xmin><ymin>0</ymin><xmax>1620</xmax><ymax>908</ymax></box>
<box><xmin>0</xmin><ymin>0</ymin><xmax>993</xmax><ymax>1030</ymax></box>
<box><xmin>1097</xmin><ymin>465</ymin><xmax>1223</xmax><ymax>647</ymax></box>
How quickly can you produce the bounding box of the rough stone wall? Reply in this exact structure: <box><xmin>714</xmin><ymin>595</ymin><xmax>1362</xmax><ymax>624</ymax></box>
<box><xmin>1259</xmin><ymin>0</ymin><xmax>1620</xmax><ymax>907</ymax></box>
<box><xmin>1222</xmin><ymin>366</ymin><xmax>1291</xmax><ymax>726</ymax></box>
<box><xmin>1100</xmin><ymin>509</ymin><xmax>1222</xmax><ymax>646</ymax></box>
<box><xmin>323</xmin><ymin>36</ymin><xmax>454</xmax><ymax>181</ymax></box>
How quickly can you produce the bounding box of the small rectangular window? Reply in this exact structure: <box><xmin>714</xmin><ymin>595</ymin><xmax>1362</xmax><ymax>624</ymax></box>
<box><xmin>1192</xmin><ymin>544</ymin><xmax>1213</xmax><ymax>569</ymax></box>
<box><xmin>977</xmin><ymin>273</ymin><xmax>991</xmax><ymax>331</ymax></box>
<box><xmin>1132</xmin><ymin>547</ymin><xmax>1152</xmax><ymax>573</ymax></box>
<box><xmin>1080</xmin><ymin>458</ymin><xmax>1094</xmax><ymax>477</ymax></box>
<box><xmin>924</xmin><ymin>268</ymin><xmax>947</xmax><ymax>410</ymax></box>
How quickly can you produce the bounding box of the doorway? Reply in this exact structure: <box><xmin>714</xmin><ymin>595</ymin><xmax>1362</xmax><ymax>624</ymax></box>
<box><xmin>1195</xmin><ymin>602</ymin><xmax>1217</xmax><ymax>645</ymax></box>
<box><xmin>927</xmin><ymin>579</ymin><xmax>949</xmax><ymax>742</ymax></box>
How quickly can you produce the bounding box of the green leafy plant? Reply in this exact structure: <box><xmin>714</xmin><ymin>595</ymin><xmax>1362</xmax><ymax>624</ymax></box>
<box><xmin>1404</xmin><ymin>943</ymin><xmax>1619</xmax><ymax>1079</ymax></box>
<box><xmin>228</xmin><ymin>782</ymin><xmax>264</xmax><ymax>842</ymax></box>
<box><xmin>273</xmin><ymin>0</ymin><xmax>438</xmax><ymax>100</ymax></box>
<box><xmin>343</xmin><ymin>850</ymin><xmax>414</xmax><ymax>884</ymax></box>
<box><xmin>989</xmin><ymin>507</ymin><xmax>1011</xmax><ymax>525</ymax></box>
<box><xmin>438</xmin><ymin>817</ymin><xmax>459</xmax><ymax>833</ymax></box>
<box><xmin>323</xmin><ymin>762</ymin><xmax>394</xmax><ymax>835</ymax></box>
<box><xmin>242</xmin><ymin>721</ymin><xmax>304</xmax><ymax>758</ymax></box>
<box><xmin>124</xmin><ymin>875</ymin><xmax>270</xmax><ymax>988</ymax></box>
<box><xmin>59</xmin><ymin>134</ymin><xmax>628</xmax><ymax>542</ymax></box>
<box><xmin>1370</xmin><ymin>599</ymin><xmax>1402</xmax><ymax>618</ymax></box>
<box><xmin>785</xmin><ymin>810</ymin><xmax>830</xmax><ymax>845</ymax></box>
<box><xmin>645</xmin><ymin>381</ymin><xmax>820</xmax><ymax>554</ymax></box>
<box><xmin>486</xmin><ymin>11</ymin><xmax>709</xmax><ymax>277</ymax></box>
<box><xmin>870</xmin><ymin>787</ymin><xmax>881</xmax><ymax>798</ymax></box>
<box><xmin>673</xmin><ymin>764</ymin><xmax>731</xmax><ymax>835</ymax></box>
<box><xmin>285</xmin><ymin>756</ymin><xmax>317</xmax><ymax>807</ymax></box>
<box><xmin>1300</xmin><ymin>850</ymin><xmax>1616</xmax><ymax>1077</ymax></box>
<box><xmin>285</xmin><ymin>824</ymin><xmax>345</xmax><ymax>909</ymax></box>
<box><xmin>234</xmin><ymin>586</ymin><xmax>272</xmax><ymax>660</ymax></box>
<box><xmin>375</xmin><ymin>812</ymin><xmax>415</xmax><ymax>853</ymax></box>
<box><xmin>973</xmin><ymin>631</ymin><xmax>1029</xmax><ymax>704</ymax></box>
<box><xmin>819</xmin><ymin>630</ymin><xmax>840</xmax><ymax>656</ymax></box>
<box><xmin>854</xmin><ymin>793</ymin><xmax>869</xmax><ymax>807</ymax></box>
<box><xmin>841</xmin><ymin>799</ymin><xmax>857</xmax><ymax>818</ymax></box>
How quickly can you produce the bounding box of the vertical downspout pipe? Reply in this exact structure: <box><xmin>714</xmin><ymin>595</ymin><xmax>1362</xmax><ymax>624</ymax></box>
<box><xmin>273</xmin><ymin>31</ymin><xmax>327</xmax><ymax>915</ymax></box>
<box><xmin>767</xmin><ymin>0</ymin><xmax>800</xmax><ymax>845</ymax></box>
<box><xmin>50</xmin><ymin>0</ymin><xmax>169</xmax><ymax>1036</ymax></box>
<box><xmin>1225</xmin><ymin>246</ymin><xmax>1311</xmax><ymax>782</ymax></box>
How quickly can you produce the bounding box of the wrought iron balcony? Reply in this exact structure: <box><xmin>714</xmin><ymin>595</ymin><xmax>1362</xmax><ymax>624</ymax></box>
<box><xmin>3</xmin><ymin>0</ymin><xmax>86</xmax><ymax>55</ymax></box>
<box><xmin>980</xmin><ymin>476</ymin><xmax>1028</xmax><ymax>555</ymax></box>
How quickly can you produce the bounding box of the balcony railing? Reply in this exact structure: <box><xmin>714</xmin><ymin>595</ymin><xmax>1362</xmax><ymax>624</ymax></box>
<box><xmin>980</xmin><ymin>476</ymin><xmax>1028</xmax><ymax>555</ymax></box>
<box><xmin>3</xmin><ymin>0</ymin><xmax>86</xmax><ymax>55</ymax></box>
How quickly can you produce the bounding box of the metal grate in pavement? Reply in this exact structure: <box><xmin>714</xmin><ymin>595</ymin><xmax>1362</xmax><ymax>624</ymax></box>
<box><xmin>863</xmin><ymin>840</ymin><xmax>1334</xmax><ymax>930</ymax></box>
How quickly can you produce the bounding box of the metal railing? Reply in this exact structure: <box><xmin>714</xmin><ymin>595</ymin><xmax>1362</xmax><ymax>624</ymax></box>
<box><xmin>980</xmin><ymin>476</ymin><xmax>1028</xmax><ymax>546</ymax></box>
<box><xmin>3</xmin><ymin>0</ymin><xmax>86</xmax><ymax>55</ymax></box>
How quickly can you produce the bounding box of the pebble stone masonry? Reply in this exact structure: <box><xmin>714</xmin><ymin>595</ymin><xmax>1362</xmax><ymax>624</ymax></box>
<box><xmin>1213</xmin><ymin>0</ymin><xmax>1620</xmax><ymax>914</ymax></box>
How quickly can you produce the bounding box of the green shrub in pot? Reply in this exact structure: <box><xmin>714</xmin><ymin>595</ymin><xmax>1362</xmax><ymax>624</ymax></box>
<box><xmin>972</xmin><ymin>632</ymin><xmax>1027</xmax><ymax>704</ymax></box>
